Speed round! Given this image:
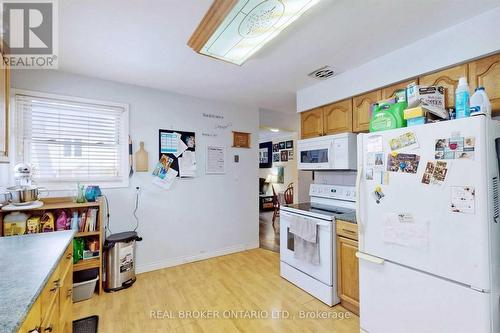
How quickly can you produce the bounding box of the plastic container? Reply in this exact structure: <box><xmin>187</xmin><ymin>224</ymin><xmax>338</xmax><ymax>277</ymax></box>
<box><xmin>72</xmin><ymin>276</ymin><xmax>99</xmax><ymax>302</ymax></box>
<box><xmin>455</xmin><ymin>77</ymin><xmax>470</xmax><ymax>118</ymax></box>
<box><xmin>470</xmin><ymin>87</ymin><xmax>491</xmax><ymax>117</ymax></box>
<box><xmin>369</xmin><ymin>101</ymin><xmax>407</xmax><ymax>132</ymax></box>
<box><xmin>3</xmin><ymin>212</ymin><xmax>29</xmax><ymax>236</ymax></box>
<box><xmin>407</xmin><ymin>117</ymin><xmax>426</xmax><ymax>127</ymax></box>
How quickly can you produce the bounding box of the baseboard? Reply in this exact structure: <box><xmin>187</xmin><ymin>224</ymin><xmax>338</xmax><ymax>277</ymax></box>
<box><xmin>136</xmin><ymin>242</ymin><xmax>259</xmax><ymax>274</ymax></box>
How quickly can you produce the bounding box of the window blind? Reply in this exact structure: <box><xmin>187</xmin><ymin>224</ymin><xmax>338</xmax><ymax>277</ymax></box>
<box><xmin>16</xmin><ymin>93</ymin><xmax>128</xmax><ymax>184</ymax></box>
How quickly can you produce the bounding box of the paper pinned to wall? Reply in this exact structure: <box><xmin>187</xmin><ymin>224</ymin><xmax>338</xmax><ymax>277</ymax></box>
<box><xmin>179</xmin><ymin>151</ymin><xmax>196</xmax><ymax>177</ymax></box>
<box><xmin>383</xmin><ymin>213</ymin><xmax>429</xmax><ymax>249</ymax></box>
<box><xmin>160</xmin><ymin>132</ymin><xmax>179</xmax><ymax>154</ymax></box>
<box><xmin>206</xmin><ymin>145</ymin><xmax>225</xmax><ymax>174</ymax></box>
<box><xmin>174</xmin><ymin>134</ymin><xmax>188</xmax><ymax>158</ymax></box>
<box><xmin>153</xmin><ymin>167</ymin><xmax>178</xmax><ymax>190</ymax></box>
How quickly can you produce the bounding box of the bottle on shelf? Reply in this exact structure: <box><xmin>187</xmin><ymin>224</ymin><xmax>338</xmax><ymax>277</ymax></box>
<box><xmin>470</xmin><ymin>87</ymin><xmax>492</xmax><ymax>117</ymax></box>
<box><xmin>455</xmin><ymin>77</ymin><xmax>470</xmax><ymax>119</ymax></box>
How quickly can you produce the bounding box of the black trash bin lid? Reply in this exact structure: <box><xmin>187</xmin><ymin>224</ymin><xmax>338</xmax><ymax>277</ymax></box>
<box><xmin>106</xmin><ymin>231</ymin><xmax>138</xmax><ymax>243</ymax></box>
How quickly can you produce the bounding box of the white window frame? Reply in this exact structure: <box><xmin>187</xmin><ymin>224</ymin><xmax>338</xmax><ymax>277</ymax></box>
<box><xmin>13</xmin><ymin>89</ymin><xmax>130</xmax><ymax>190</ymax></box>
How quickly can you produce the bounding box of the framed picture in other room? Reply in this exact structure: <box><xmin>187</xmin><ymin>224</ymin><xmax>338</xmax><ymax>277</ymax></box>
<box><xmin>286</xmin><ymin>140</ymin><xmax>293</xmax><ymax>149</ymax></box>
<box><xmin>273</xmin><ymin>143</ymin><xmax>279</xmax><ymax>152</ymax></box>
<box><xmin>280</xmin><ymin>150</ymin><xmax>288</xmax><ymax>162</ymax></box>
<box><xmin>279</xmin><ymin>141</ymin><xmax>286</xmax><ymax>150</ymax></box>
<box><xmin>288</xmin><ymin>149</ymin><xmax>294</xmax><ymax>161</ymax></box>
<box><xmin>273</xmin><ymin>153</ymin><xmax>280</xmax><ymax>162</ymax></box>
<box><xmin>259</xmin><ymin>141</ymin><xmax>272</xmax><ymax>168</ymax></box>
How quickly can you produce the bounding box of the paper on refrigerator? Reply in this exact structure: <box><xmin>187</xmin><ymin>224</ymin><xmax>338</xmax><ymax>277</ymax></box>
<box><xmin>383</xmin><ymin>213</ymin><xmax>429</xmax><ymax>249</ymax></box>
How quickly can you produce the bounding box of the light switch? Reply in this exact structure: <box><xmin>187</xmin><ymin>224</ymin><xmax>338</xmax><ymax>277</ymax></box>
<box><xmin>234</xmin><ymin>155</ymin><xmax>239</xmax><ymax>163</ymax></box>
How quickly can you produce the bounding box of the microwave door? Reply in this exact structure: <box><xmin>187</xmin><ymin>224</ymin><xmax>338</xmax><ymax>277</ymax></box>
<box><xmin>328</xmin><ymin>140</ymin><xmax>334</xmax><ymax>169</ymax></box>
<box><xmin>300</xmin><ymin>146</ymin><xmax>329</xmax><ymax>169</ymax></box>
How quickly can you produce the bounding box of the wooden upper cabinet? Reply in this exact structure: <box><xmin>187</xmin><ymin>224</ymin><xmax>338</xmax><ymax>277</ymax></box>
<box><xmin>323</xmin><ymin>99</ymin><xmax>353</xmax><ymax>135</ymax></box>
<box><xmin>300</xmin><ymin>107</ymin><xmax>324</xmax><ymax>139</ymax></box>
<box><xmin>381</xmin><ymin>79</ymin><xmax>417</xmax><ymax>100</ymax></box>
<box><xmin>469</xmin><ymin>53</ymin><xmax>500</xmax><ymax>116</ymax></box>
<box><xmin>353</xmin><ymin>90</ymin><xmax>380</xmax><ymax>132</ymax></box>
<box><xmin>419</xmin><ymin>64</ymin><xmax>468</xmax><ymax>108</ymax></box>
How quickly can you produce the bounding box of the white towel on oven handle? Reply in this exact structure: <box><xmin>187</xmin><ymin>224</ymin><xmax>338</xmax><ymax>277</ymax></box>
<box><xmin>289</xmin><ymin>215</ymin><xmax>319</xmax><ymax>265</ymax></box>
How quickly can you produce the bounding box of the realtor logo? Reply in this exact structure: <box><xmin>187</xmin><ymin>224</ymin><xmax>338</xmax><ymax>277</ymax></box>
<box><xmin>1</xmin><ymin>0</ymin><xmax>58</xmax><ymax>68</ymax></box>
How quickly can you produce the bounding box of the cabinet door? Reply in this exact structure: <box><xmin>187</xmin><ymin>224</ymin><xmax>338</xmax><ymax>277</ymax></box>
<box><xmin>353</xmin><ymin>91</ymin><xmax>380</xmax><ymax>132</ymax></box>
<box><xmin>300</xmin><ymin>108</ymin><xmax>324</xmax><ymax>139</ymax></box>
<box><xmin>323</xmin><ymin>99</ymin><xmax>352</xmax><ymax>135</ymax></box>
<box><xmin>381</xmin><ymin>79</ymin><xmax>417</xmax><ymax>100</ymax></box>
<box><xmin>18</xmin><ymin>299</ymin><xmax>41</xmax><ymax>333</ymax></box>
<box><xmin>419</xmin><ymin>64</ymin><xmax>468</xmax><ymax>108</ymax></box>
<box><xmin>469</xmin><ymin>53</ymin><xmax>500</xmax><ymax>116</ymax></box>
<box><xmin>337</xmin><ymin>236</ymin><xmax>359</xmax><ymax>315</ymax></box>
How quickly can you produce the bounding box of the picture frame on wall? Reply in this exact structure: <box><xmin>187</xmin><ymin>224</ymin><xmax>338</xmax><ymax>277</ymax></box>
<box><xmin>286</xmin><ymin>140</ymin><xmax>293</xmax><ymax>149</ymax></box>
<box><xmin>232</xmin><ymin>131</ymin><xmax>251</xmax><ymax>148</ymax></box>
<box><xmin>273</xmin><ymin>153</ymin><xmax>280</xmax><ymax>162</ymax></box>
<box><xmin>273</xmin><ymin>143</ymin><xmax>279</xmax><ymax>152</ymax></box>
<box><xmin>279</xmin><ymin>141</ymin><xmax>286</xmax><ymax>150</ymax></box>
<box><xmin>280</xmin><ymin>150</ymin><xmax>288</xmax><ymax>162</ymax></box>
<box><xmin>288</xmin><ymin>149</ymin><xmax>294</xmax><ymax>161</ymax></box>
<box><xmin>259</xmin><ymin>141</ymin><xmax>272</xmax><ymax>168</ymax></box>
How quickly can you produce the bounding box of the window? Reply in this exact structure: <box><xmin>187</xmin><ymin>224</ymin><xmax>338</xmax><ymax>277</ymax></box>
<box><xmin>15</xmin><ymin>91</ymin><xmax>129</xmax><ymax>188</ymax></box>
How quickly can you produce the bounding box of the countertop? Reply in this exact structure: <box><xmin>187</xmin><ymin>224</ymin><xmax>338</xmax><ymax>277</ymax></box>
<box><xmin>0</xmin><ymin>230</ymin><xmax>75</xmax><ymax>333</ymax></box>
<box><xmin>284</xmin><ymin>203</ymin><xmax>357</xmax><ymax>224</ymax></box>
<box><xmin>336</xmin><ymin>211</ymin><xmax>357</xmax><ymax>224</ymax></box>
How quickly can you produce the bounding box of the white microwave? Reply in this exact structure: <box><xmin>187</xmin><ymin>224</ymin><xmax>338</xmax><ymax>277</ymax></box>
<box><xmin>297</xmin><ymin>133</ymin><xmax>357</xmax><ymax>170</ymax></box>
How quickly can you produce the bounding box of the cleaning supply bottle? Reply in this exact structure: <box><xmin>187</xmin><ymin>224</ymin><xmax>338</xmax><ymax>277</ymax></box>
<box><xmin>470</xmin><ymin>87</ymin><xmax>491</xmax><ymax>117</ymax></box>
<box><xmin>455</xmin><ymin>77</ymin><xmax>470</xmax><ymax>118</ymax></box>
<box><xmin>71</xmin><ymin>211</ymin><xmax>79</xmax><ymax>231</ymax></box>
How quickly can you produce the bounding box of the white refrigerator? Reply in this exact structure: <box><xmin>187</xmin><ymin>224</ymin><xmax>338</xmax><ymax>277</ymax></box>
<box><xmin>356</xmin><ymin>116</ymin><xmax>500</xmax><ymax>333</ymax></box>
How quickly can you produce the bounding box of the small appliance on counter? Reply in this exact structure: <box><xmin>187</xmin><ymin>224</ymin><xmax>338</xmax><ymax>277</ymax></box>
<box><xmin>2</xmin><ymin>163</ymin><xmax>45</xmax><ymax>211</ymax></box>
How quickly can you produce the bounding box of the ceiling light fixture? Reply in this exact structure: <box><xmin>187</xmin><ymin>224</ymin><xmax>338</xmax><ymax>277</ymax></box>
<box><xmin>269</xmin><ymin>128</ymin><xmax>280</xmax><ymax>132</ymax></box>
<box><xmin>188</xmin><ymin>0</ymin><xmax>321</xmax><ymax>65</ymax></box>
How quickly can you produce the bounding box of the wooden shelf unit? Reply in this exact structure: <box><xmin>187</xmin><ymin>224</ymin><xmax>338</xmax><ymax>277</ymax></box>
<box><xmin>1</xmin><ymin>196</ymin><xmax>105</xmax><ymax>295</ymax></box>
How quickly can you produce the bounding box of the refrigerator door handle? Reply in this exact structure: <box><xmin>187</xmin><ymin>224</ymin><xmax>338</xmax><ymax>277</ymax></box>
<box><xmin>356</xmin><ymin>251</ymin><xmax>385</xmax><ymax>265</ymax></box>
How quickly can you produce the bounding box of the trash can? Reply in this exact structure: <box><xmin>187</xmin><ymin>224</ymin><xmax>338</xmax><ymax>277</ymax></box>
<box><xmin>104</xmin><ymin>231</ymin><xmax>142</xmax><ymax>292</ymax></box>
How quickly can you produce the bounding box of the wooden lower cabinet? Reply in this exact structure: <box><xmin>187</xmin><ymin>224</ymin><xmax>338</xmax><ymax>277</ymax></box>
<box><xmin>18</xmin><ymin>243</ymin><xmax>73</xmax><ymax>333</ymax></box>
<box><xmin>336</xmin><ymin>220</ymin><xmax>359</xmax><ymax>315</ymax></box>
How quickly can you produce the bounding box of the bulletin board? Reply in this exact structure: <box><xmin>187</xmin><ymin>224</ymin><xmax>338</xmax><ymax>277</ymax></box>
<box><xmin>158</xmin><ymin>129</ymin><xmax>196</xmax><ymax>177</ymax></box>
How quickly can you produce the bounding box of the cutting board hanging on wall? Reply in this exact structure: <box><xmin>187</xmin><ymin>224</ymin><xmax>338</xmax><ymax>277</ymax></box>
<box><xmin>135</xmin><ymin>141</ymin><xmax>149</xmax><ymax>172</ymax></box>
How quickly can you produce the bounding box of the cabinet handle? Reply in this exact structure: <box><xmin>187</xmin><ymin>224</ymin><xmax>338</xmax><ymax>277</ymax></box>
<box><xmin>28</xmin><ymin>328</ymin><xmax>40</xmax><ymax>333</ymax></box>
<box><xmin>342</xmin><ymin>229</ymin><xmax>356</xmax><ymax>234</ymax></box>
<box><xmin>50</xmin><ymin>279</ymin><xmax>61</xmax><ymax>292</ymax></box>
<box><xmin>66</xmin><ymin>253</ymin><xmax>73</xmax><ymax>259</ymax></box>
<box><xmin>44</xmin><ymin>325</ymin><xmax>53</xmax><ymax>332</ymax></box>
<box><xmin>67</xmin><ymin>289</ymin><xmax>73</xmax><ymax>298</ymax></box>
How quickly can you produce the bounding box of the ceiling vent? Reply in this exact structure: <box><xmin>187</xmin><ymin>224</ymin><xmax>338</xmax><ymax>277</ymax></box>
<box><xmin>308</xmin><ymin>66</ymin><xmax>336</xmax><ymax>80</ymax></box>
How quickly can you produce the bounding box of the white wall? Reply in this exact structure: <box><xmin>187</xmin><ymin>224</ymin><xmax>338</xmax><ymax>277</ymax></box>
<box><xmin>9</xmin><ymin>70</ymin><xmax>259</xmax><ymax>273</ymax></box>
<box><xmin>297</xmin><ymin>6</ymin><xmax>500</xmax><ymax>112</ymax></box>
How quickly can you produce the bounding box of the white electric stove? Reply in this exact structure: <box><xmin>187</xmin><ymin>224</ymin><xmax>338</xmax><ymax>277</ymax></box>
<box><xmin>280</xmin><ymin>184</ymin><xmax>356</xmax><ymax>306</ymax></box>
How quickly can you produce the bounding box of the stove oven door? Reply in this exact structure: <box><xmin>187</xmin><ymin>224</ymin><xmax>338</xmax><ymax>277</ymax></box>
<box><xmin>280</xmin><ymin>210</ymin><xmax>333</xmax><ymax>285</ymax></box>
